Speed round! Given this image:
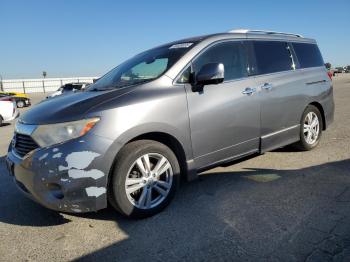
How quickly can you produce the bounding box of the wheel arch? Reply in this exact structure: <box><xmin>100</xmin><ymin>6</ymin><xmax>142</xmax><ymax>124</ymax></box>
<box><xmin>309</xmin><ymin>101</ymin><xmax>326</xmax><ymax>130</ymax></box>
<box><xmin>129</xmin><ymin>132</ymin><xmax>188</xmax><ymax>180</ymax></box>
<box><xmin>105</xmin><ymin>126</ymin><xmax>196</xmax><ymax>190</ymax></box>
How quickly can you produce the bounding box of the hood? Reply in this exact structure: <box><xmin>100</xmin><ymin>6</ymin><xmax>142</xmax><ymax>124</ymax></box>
<box><xmin>20</xmin><ymin>88</ymin><xmax>133</xmax><ymax>124</ymax></box>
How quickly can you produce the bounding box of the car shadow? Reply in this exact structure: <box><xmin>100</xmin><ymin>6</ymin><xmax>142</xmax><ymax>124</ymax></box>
<box><xmin>1</xmin><ymin>153</ymin><xmax>349</xmax><ymax>260</ymax></box>
<box><xmin>0</xmin><ymin>123</ymin><xmax>11</xmax><ymax>127</ymax></box>
<box><xmin>271</xmin><ymin>145</ymin><xmax>299</xmax><ymax>153</ymax></box>
<box><xmin>73</xmin><ymin>158</ymin><xmax>350</xmax><ymax>261</ymax></box>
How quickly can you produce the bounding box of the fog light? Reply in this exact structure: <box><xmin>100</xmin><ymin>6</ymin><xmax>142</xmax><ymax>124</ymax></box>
<box><xmin>47</xmin><ymin>183</ymin><xmax>64</xmax><ymax>199</ymax></box>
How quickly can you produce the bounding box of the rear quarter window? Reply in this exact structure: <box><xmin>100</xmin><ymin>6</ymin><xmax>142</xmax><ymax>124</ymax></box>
<box><xmin>253</xmin><ymin>41</ymin><xmax>293</xmax><ymax>74</ymax></box>
<box><xmin>292</xmin><ymin>43</ymin><xmax>324</xmax><ymax>68</ymax></box>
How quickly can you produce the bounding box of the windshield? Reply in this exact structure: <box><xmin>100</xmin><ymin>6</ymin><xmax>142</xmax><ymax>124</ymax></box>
<box><xmin>88</xmin><ymin>43</ymin><xmax>195</xmax><ymax>91</ymax></box>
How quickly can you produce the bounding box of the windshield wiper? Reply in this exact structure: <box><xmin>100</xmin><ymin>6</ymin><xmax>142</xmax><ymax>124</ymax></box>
<box><xmin>89</xmin><ymin>78</ymin><xmax>155</xmax><ymax>92</ymax></box>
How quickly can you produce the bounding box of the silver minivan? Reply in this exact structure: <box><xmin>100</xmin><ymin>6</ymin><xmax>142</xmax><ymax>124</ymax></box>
<box><xmin>7</xmin><ymin>29</ymin><xmax>334</xmax><ymax>218</ymax></box>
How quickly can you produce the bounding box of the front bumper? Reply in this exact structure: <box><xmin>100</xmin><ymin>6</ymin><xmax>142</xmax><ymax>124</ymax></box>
<box><xmin>6</xmin><ymin>133</ymin><xmax>114</xmax><ymax>213</ymax></box>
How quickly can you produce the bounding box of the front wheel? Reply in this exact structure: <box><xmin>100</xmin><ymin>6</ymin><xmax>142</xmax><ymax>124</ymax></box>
<box><xmin>294</xmin><ymin>105</ymin><xmax>323</xmax><ymax>151</ymax></box>
<box><xmin>17</xmin><ymin>100</ymin><xmax>25</xmax><ymax>108</ymax></box>
<box><xmin>109</xmin><ymin>140</ymin><xmax>180</xmax><ymax>218</ymax></box>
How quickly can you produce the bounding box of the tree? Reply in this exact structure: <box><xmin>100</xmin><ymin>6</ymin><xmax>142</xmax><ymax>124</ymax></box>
<box><xmin>324</xmin><ymin>62</ymin><xmax>331</xmax><ymax>70</ymax></box>
<box><xmin>42</xmin><ymin>71</ymin><xmax>47</xmax><ymax>78</ymax></box>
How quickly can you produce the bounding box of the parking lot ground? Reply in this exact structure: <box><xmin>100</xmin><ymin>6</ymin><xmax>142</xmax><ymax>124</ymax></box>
<box><xmin>0</xmin><ymin>75</ymin><xmax>349</xmax><ymax>261</ymax></box>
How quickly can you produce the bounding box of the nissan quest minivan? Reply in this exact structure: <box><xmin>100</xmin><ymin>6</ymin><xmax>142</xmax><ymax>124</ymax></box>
<box><xmin>6</xmin><ymin>29</ymin><xmax>334</xmax><ymax>218</ymax></box>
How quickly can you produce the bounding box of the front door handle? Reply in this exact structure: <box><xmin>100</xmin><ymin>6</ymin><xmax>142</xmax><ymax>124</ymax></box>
<box><xmin>242</xmin><ymin>87</ymin><xmax>256</xmax><ymax>95</ymax></box>
<box><xmin>261</xmin><ymin>83</ymin><xmax>273</xmax><ymax>90</ymax></box>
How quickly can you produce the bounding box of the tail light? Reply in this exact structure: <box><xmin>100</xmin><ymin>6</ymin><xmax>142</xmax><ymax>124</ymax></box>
<box><xmin>327</xmin><ymin>71</ymin><xmax>333</xmax><ymax>80</ymax></box>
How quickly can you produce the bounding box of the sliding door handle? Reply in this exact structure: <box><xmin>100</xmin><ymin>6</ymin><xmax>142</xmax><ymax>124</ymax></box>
<box><xmin>242</xmin><ymin>87</ymin><xmax>256</xmax><ymax>95</ymax></box>
<box><xmin>261</xmin><ymin>83</ymin><xmax>273</xmax><ymax>90</ymax></box>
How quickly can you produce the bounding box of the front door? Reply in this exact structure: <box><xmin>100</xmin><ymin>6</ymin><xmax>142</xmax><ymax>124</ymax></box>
<box><xmin>183</xmin><ymin>41</ymin><xmax>260</xmax><ymax>168</ymax></box>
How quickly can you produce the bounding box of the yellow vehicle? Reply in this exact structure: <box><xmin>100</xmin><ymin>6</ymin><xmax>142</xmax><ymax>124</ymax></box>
<box><xmin>0</xmin><ymin>91</ymin><xmax>31</xmax><ymax>108</ymax></box>
<box><xmin>0</xmin><ymin>91</ymin><xmax>29</xmax><ymax>99</ymax></box>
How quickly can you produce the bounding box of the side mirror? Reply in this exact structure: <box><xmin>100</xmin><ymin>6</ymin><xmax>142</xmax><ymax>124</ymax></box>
<box><xmin>195</xmin><ymin>63</ymin><xmax>225</xmax><ymax>89</ymax></box>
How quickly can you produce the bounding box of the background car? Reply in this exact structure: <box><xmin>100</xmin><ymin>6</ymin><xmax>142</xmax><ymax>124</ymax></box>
<box><xmin>46</xmin><ymin>82</ymin><xmax>90</xmax><ymax>99</ymax></box>
<box><xmin>0</xmin><ymin>96</ymin><xmax>19</xmax><ymax>126</ymax></box>
<box><xmin>334</xmin><ymin>66</ymin><xmax>350</xmax><ymax>74</ymax></box>
<box><xmin>0</xmin><ymin>92</ymin><xmax>31</xmax><ymax>108</ymax></box>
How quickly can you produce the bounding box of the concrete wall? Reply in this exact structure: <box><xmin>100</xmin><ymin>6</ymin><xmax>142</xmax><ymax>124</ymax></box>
<box><xmin>1</xmin><ymin>77</ymin><xmax>98</xmax><ymax>93</ymax></box>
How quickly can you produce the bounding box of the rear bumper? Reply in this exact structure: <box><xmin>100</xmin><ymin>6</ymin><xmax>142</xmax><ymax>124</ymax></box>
<box><xmin>6</xmin><ymin>133</ymin><xmax>114</xmax><ymax>213</ymax></box>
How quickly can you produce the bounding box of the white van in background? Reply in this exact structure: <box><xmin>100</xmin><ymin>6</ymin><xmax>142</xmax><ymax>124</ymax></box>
<box><xmin>46</xmin><ymin>82</ymin><xmax>90</xmax><ymax>99</ymax></box>
<box><xmin>0</xmin><ymin>96</ymin><xmax>19</xmax><ymax>126</ymax></box>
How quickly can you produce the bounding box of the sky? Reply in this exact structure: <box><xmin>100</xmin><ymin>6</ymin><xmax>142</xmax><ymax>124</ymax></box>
<box><xmin>0</xmin><ymin>0</ymin><xmax>349</xmax><ymax>79</ymax></box>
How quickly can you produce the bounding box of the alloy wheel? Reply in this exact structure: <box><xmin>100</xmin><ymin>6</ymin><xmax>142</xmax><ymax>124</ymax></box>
<box><xmin>125</xmin><ymin>153</ymin><xmax>173</xmax><ymax>209</ymax></box>
<box><xmin>17</xmin><ymin>101</ymin><xmax>25</xmax><ymax>108</ymax></box>
<box><xmin>303</xmin><ymin>112</ymin><xmax>320</xmax><ymax>145</ymax></box>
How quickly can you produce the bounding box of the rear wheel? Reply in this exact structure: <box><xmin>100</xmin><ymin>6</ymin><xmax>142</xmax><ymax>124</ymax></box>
<box><xmin>294</xmin><ymin>105</ymin><xmax>323</xmax><ymax>151</ymax></box>
<box><xmin>17</xmin><ymin>100</ymin><xmax>25</xmax><ymax>108</ymax></box>
<box><xmin>0</xmin><ymin>116</ymin><xmax>3</xmax><ymax>127</ymax></box>
<box><xmin>109</xmin><ymin>140</ymin><xmax>180</xmax><ymax>218</ymax></box>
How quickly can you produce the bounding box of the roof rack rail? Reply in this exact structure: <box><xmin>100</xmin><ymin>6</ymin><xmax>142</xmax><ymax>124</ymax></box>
<box><xmin>228</xmin><ymin>29</ymin><xmax>303</xmax><ymax>38</ymax></box>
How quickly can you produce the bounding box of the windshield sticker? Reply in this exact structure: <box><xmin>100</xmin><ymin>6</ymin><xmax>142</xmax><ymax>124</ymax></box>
<box><xmin>169</xmin><ymin>43</ymin><xmax>193</xmax><ymax>49</ymax></box>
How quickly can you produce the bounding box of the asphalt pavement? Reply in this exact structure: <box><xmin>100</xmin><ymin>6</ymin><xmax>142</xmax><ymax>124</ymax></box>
<box><xmin>0</xmin><ymin>75</ymin><xmax>349</xmax><ymax>261</ymax></box>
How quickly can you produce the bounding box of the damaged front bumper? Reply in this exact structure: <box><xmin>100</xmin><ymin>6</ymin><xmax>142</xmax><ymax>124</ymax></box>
<box><xmin>6</xmin><ymin>133</ymin><xmax>114</xmax><ymax>213</ymax></box>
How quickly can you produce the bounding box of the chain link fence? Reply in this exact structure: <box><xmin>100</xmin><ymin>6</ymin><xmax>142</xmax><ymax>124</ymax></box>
<box><xmin>0</xmin><ymin>77</ymin><xmax>98</xmax><ymax>93</ymax></box>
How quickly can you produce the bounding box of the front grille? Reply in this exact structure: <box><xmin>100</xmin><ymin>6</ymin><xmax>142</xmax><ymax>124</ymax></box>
<box><xmin>13</xmin><ymin>133</ymin><xmax>39</xmax><ymax>157</ymax></box>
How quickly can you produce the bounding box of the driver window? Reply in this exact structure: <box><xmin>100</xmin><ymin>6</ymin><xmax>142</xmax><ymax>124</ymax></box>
<box><xmin>193</xmin><ymin>42</ymin><xmax>248</xmax><ymax>81</ymax></box>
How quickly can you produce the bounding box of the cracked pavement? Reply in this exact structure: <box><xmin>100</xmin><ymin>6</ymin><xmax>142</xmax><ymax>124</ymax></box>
<box><xmin>0</xmin><ymin>74</ymin><xmax>349</xmax><ymax>261</ymax></box>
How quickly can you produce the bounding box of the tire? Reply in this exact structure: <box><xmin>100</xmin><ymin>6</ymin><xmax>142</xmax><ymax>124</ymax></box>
<box><xmin>0</xmin><ymin>116</ymin><xmax>3</xmax><ymax>127</ymax></box>
<box><xmin>294</xmin><ymin>105</ymin><xmax>323</xmax><ymax>151</ymax></box>
<box><xmin>109</xmin><ymin>140</ymin><xmax>180</xmax><ymax>218</ymax></box>
<box><xmin>17</xmin><ymin>100</ymin><xmax>25</xmax><ymax>108</ymax></box>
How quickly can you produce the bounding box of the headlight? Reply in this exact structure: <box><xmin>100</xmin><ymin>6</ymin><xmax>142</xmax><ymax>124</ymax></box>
<box><xmin>32</xmin><ymin>117</ymin><xmax>100</xmax><ymax>147</ymax></box>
